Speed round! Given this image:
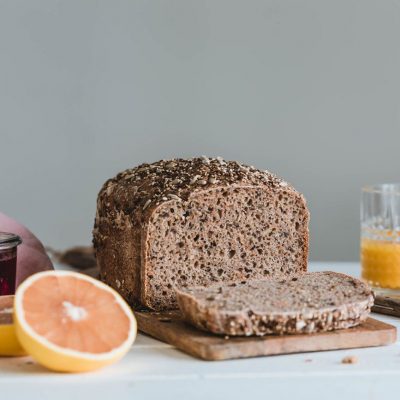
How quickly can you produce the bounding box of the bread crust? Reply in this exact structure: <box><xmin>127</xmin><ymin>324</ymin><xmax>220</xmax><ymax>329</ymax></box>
<box><xmin>93</xmin><ymin>157</ymin><xmax>309</xmax><ymax>310</ymax></box>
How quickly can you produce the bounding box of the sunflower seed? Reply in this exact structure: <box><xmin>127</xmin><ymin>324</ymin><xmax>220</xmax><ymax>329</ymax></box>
<box><xmin>106</xmin><ymin>185</ymin><xmax>114</xmax><ymax>196</ymax></box>
<box><xmin>190</xmin><ymin>175</ymin><xmax>200</xmax><ymax>185</ymax></box>
<box><xmin>168</xmin><ymin>194</ymin><xmax>182</xmax><ymax>201</ymax></box>
<box><xmin>216</xmin><ymin>156</ymin><xmax>225</xmax><ymax>165</ymax></box>
<box><xmin>143</xmin><ymin>199</ymin><xmax>151</xmax><ymax>210</ymax></box>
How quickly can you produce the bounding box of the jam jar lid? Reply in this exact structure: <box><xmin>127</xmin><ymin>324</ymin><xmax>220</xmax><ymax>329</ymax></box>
<box><xmin>0</xmin><ymin>232</ymin><xmax>22</xmax><ymax>250</ymax></box>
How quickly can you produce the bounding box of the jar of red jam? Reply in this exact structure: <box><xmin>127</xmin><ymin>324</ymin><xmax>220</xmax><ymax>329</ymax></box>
<box><xmin>0</xmin><ymin>232</ymin><xmax>22</xmax><ymax>295</ymax></box>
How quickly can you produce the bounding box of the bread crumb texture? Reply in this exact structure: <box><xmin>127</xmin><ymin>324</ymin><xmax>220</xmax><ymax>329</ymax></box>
<box><xmin>93</xmin><ymin>157</ymin><xmax>309</xmax><ymax>310</ymax></box>
<box><xmin>176</xmin><ymin>272</ymin><xmax>373</xmax><ymax>336</ymax></box>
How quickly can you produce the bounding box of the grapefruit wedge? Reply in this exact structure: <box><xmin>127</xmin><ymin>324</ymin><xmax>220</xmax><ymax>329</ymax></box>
<box><xmin>14</xmin><ymin>271</ymin><xmax>137</xmax><ymax>372</ymax></box>
<box><xmin>0</xmin><ymin>295</ymin><xmax>26</xmax><ymax>356</ymax></box>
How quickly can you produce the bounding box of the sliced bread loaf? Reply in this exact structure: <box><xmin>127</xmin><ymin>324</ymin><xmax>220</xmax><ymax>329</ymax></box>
<box><xmin>93</xmin><ymin>157</ymin><xmax>309</xmax><ymax>311</ymax></box>
<box><xmin>175</xmin><ymin>271</ymin><xmax>374</xmax><ymax>336</ymax></box>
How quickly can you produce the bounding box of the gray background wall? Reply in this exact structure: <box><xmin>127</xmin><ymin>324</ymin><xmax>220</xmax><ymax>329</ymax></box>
<box><xmin>1</xmin><ymin>0</ymin><xmax>400</xmax><ymax>261</ymax></box>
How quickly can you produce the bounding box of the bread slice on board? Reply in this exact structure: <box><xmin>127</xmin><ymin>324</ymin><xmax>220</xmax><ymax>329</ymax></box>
<box><xmin>93</xmin><ymin>157</ymin><xmax>309</xmax><ymax>311</ymax></box>
<box><xmin>175</xmin><ymin>271</ymin><xmax>374</xmax><ymax>336</ymax></box>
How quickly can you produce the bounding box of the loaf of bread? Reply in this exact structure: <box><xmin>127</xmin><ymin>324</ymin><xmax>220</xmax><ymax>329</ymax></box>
<box><xmin>93</xmin><ymin>157</ymin><xmax>309</xmax><ymax>311</ymax></box>
<box><xmin>175</xmin><ymin>271</ymin><xmax>374</xmax><ymax>336</ymax></box>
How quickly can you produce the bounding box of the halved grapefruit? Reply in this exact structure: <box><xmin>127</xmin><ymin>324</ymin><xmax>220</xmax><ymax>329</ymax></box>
<box><xmin>0</xmin><ymin>295</ymin><xmax>26</xmax><ymax>356</ymax></box>
<box><xmin>14</xmin><ymin>271</ymin><xmax>137</xmax><ymax>372</ymax></box>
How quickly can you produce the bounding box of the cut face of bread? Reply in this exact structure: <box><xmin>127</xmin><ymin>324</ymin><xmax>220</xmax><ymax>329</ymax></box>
<box><xmin>175</xmin><ymin>272</ymin><xmax>374</xmax><ymax>336</ymax></box>
<box><xmin>93</xmin><ymin>157</ymin><xmax>309</xmax><ymax>311</ymax></box>
<box><xmin>144</xmin><ymin>185</ymin><xmax>308</xmax><ymax>310</ymax></box>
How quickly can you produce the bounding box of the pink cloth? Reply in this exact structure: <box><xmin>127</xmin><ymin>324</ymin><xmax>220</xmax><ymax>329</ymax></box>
<box><xmin>0</xmin><ymin>212</ymin><xmax>53</xmax><ymax>286</ymax></box>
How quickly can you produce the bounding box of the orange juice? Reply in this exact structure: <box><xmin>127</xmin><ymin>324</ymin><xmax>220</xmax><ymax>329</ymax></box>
<box><xmin>361</xmin><ymin>238</ymin><xmax>400</xmax><ymax>289</ymax></box>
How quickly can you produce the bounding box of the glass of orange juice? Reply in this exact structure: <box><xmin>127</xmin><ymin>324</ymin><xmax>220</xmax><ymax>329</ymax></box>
<box><xmin>361</xmin><ymin>184</ymin><xmax>400</xmax><ymax>296</ymax></box>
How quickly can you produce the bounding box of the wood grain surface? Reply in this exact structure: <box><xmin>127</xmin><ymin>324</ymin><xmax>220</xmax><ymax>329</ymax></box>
<box><xmin>373</xmin><ymin>295</ymin><xmax>400</xmax><ymax>318</ymax></box>
<box><xmin>135</xmin><ymin>310</ymin><xmax>397</xmax><ymax>361</ymax></box>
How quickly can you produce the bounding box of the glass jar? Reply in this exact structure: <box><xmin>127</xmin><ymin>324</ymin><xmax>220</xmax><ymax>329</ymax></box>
<box><xmin>361</xmin><ymin>184</ymin><xmax>400</xmax><ymax>296</ymax></box>
<box><xmin>0</xmin><ymin>232</ymin><xmax>22</xmax><ymax>295</ymax></box>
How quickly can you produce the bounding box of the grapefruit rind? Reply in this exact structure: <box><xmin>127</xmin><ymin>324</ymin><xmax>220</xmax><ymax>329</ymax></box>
<box><xmin>14</xmin><ymin>271</ymin><xmax>137</xmax><ymax>372</ymax></box>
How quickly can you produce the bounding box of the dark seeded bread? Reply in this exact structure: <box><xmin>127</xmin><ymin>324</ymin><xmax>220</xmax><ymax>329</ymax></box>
<box><xmin>175</xmin><ymin>272</ymin><xmax>374</xmax><ymax>336</ymax></box>
<box><xmin>93</xmin><ymin>157</ymin><xmax>309</xmax><ymax>311</ymax></box>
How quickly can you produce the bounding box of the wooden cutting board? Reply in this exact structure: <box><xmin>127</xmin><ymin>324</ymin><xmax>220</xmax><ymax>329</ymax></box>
<box><xmin>373</xmin><ymin>295</ymin><xmax>400</xmax><ymax>317</ymax></box>
<box><xmin>136</xmin><ymin>310</ymin><xmax>397</xmax><ymax>361</ymax></box>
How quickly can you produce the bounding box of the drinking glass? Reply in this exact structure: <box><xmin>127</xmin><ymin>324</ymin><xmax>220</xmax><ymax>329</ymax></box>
<box><xmin>361</xmin><ymin>184</ymin><xmax>400</xmax><ymax>296</ymax></box>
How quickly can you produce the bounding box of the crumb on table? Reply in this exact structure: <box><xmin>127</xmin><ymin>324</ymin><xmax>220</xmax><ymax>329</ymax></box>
<box><xmin>341</xmin><ymin>355</ymin><xmax>358</xmax><ymax>364</ymax></box>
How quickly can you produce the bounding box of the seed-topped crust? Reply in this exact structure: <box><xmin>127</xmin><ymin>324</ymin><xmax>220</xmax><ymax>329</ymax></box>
<box><xmin>93</xmin><ymin>157</ymin><xmax>309</xmax><ymax>310</ymax></box>
<box><xmin>93</xmin><ymin>157</ymin><xmax>295</xmax><ymax>229</ymax></box>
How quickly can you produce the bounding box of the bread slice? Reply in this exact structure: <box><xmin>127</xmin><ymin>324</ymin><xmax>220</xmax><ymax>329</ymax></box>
<box><xmin>93</xmin><ymin>157</ymin><xmax>309</xmax><ymax>311</ymax></box>
<box><xmin>175</xmin><ymin>272</ymin><xmax>374</xmax><ymax>336</ymax></box>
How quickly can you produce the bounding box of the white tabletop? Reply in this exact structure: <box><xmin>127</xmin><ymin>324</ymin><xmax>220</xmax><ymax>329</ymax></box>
<box><xmin>2</xmin><ymin>262</ymin><xmax>399</xmax><ymax>400</ymax></box>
